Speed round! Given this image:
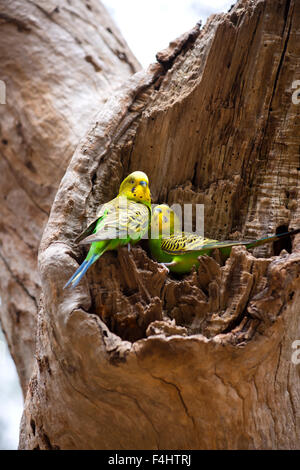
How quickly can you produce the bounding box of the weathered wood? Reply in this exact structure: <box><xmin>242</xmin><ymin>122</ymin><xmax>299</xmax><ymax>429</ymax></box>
<box><xmin>0</xmin><ymin>0</ymin><xmax>140</xmax><ymax>393</ymax></box>
<box><xmin>19</xmin><ymin>0</ymin><xmax>300</xmax><ymax>449</ymax></box>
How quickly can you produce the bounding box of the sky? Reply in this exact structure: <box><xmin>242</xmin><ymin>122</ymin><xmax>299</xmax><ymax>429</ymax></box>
<box><xmin>0</xmin><ymin>329</ymin><xmax>23</xmax><ymax>450</ymax></box>
<box><xmin>102</xmin><ymin>0</ymin><xmax>234</xmax><ymax>67</ymax></box>
<box><xmin>0</xmin><ymin>0</ymin><xmax>234</xmax><ymax>450</ymax></box>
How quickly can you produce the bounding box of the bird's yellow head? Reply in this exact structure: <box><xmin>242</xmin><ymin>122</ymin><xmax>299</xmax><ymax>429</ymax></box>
<box><xmin>119</xmin><ymin>171</ymin><xmax>151</xmax><ymax>208</ymax></box>
<box><xmin>150</xmin><ymin>204</ymin><xmax>181</xmax><ymax>238</ymax></box>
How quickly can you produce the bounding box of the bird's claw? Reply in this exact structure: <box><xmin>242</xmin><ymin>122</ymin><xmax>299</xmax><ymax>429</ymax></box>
<box><xmin>160</xmin><ymin>263</ymin><xmax>169</xmax><ymax>273</ymax></box>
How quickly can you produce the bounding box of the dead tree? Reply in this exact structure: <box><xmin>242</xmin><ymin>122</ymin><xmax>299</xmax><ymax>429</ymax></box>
<box><xmin>0</xmin><ymin>0</ymin><xmax>140</xmax><ymax>393</ymax></box>
<box><xmin>2</xmin><ymin>0</ymin><xmax>300</xmax><ymax>450</ymax></box>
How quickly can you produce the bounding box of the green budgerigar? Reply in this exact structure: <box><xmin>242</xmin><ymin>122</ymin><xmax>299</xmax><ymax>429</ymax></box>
<box><xmin>149</xmin><ymin>204</ymin><xmax>300</xmax><ymax>274</ymax></box>
<box><xmin>149</xmin><ymin>203</ymin><xmax>181</xmax><ymax>265</ymax></box>
<box><xmin>65</xmin><ymin>171</ymin><xmax>151</xmax><ymax>288</ymax></box>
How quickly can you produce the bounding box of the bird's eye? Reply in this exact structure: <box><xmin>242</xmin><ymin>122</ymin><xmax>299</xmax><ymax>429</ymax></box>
<box><xmin>130</xmin><ymin>179</ymin><xmax>134</xmax><ymax>184</ymax></box>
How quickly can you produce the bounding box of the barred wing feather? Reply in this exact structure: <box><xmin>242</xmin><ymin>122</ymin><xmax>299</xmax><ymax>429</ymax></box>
<box><xmin>79</xmin><ymin>201</ymin><xmax>150</xmax><ymax>245</ymax></box>
<box><xmin>161</xmin><ymin>233</ymin><xmax>218</xmax><ymax>254</ymax></box>
<box><xmin>160</xmin><ymin>233</ymin><xmax>252</xmax><ymax>255</ymax></box>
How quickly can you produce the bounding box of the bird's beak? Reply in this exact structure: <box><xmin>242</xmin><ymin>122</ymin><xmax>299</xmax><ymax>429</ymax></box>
<box><xmin>139</xmin><ymin>180</ymin><xmax>147</xmax><ymax>187</ymax></box>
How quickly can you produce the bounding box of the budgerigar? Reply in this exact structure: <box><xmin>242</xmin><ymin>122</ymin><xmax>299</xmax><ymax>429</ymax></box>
<box><xmin>149</xmin><ymin>204</ymin><xmax>300</xmax><ymax>274</ymax></box>
<box><xmin>65</xmin><ymin>171</ymin><xmax>151</xmax><ymax>288</ymax></box>
<box><xmin>149</xmin><ymin>203</ymin><xmax>182</xmax><ymax>265</ymax></box>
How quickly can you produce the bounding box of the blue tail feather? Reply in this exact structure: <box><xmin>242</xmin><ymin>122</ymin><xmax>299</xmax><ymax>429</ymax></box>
<box><xmin>64</xmin><ymin>259</ymin><xmax>88</xmax><ymax>288</ymax></box>
<box><xmin>64</xmin><ymin>255</ymin><xmax>98</xmax><ymax>289</ymax></box>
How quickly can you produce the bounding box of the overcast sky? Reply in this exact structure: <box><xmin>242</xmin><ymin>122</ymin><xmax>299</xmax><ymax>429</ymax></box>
<box><xmin>102</xmin><ymin>0</ymin><xmax>234</xmax><ymax>67</ymax></box>
<box><xmin>0</xmin><ymin>329</ymin><xmax>23</xmax><ymax>450</ymax></box>
<box><xmin>0</xmin><ymin>0</ymin><xmax>234</xmax><ymax>450</ymax></box>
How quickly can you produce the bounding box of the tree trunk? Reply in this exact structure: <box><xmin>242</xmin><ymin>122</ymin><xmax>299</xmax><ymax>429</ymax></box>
<box><xmin>16</xmin><ymin>0</ymin><xmax>300</xmax><ymax>449</ymax></box>
<box><xmin>0</xmin><ymin>0</ymin><xmax>140</xmax><ymax>394</ymax></box>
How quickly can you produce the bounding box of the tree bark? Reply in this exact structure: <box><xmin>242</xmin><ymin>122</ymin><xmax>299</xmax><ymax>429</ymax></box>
<box><xmin>17</xmin><ymin>0</ymin><xmax>300</xmax><ymax>449</ymax></box>
<box><xmin>0</xmin><ymin>0</ymin><xmax>140</xmax><ymax>393</ymax></box>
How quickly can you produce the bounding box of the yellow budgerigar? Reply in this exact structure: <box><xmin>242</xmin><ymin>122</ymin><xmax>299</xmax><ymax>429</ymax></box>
<box><xmin>65</xmin><ymin>171</ymin><xmax>151</xmax><ymax>288</ymax></box>
<box><xmin>149</xmin><ymin>204</ymin><xmax>300</xmax><ymax>274</ymax></box>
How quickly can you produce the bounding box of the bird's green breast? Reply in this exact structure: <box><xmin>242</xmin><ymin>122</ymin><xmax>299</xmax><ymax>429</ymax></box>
<box><xmin>149</xmin><ymin>238</ymin><xmax>174</xmax><ymax>263</ymax></box>
<box><xmin>169</xmin><ymin>249</ymin><xmax>213</xmax><ymax>273</ymax></box>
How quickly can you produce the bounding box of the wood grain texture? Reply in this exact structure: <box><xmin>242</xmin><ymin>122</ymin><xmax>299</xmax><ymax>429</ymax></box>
<box><xmin>0</xmin><ymin>0</ymin><xmax>140</xmax><ymax>393</ymax></box>
<box><xmin>19</xmin><ymin>0</ymin><xmax>300</xmax><ymax>449</ymax></box>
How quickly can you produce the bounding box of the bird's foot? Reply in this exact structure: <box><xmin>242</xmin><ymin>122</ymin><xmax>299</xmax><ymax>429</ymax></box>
<box><xmin>159</xmin><ymin>263</ymin><xmax>169</xmax><ymax>273</ymax></box>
